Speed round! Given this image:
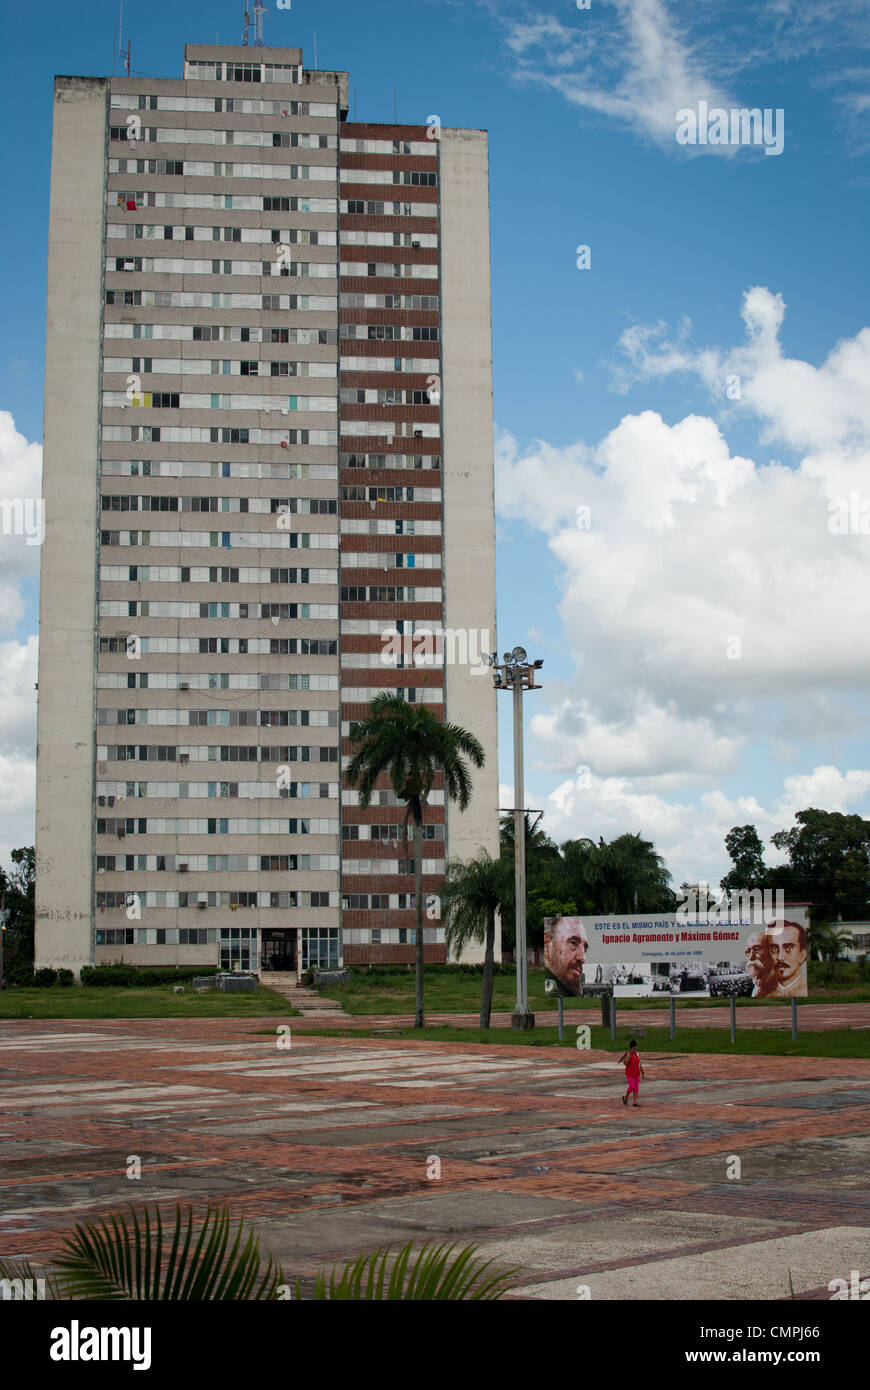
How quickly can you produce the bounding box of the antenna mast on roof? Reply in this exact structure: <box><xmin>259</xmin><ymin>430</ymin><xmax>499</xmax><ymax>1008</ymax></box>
<box><xmin>243</xmin><ymin>4</ymin><xmax>250</xmax><ymax>45</ymax></box>
<box><xmin>254</xmin><ymin>1</ymin><xmax>265</xmax><ymax>47</ymax></box>
<box><xmin>114</xmin><ymin>3</ymin><xmax>132</xmax><ymax>76</ymax></box>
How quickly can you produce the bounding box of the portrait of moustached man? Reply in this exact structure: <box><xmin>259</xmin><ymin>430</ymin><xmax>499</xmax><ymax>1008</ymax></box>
<box><xmin>767</xmin><ymin>919</ymin><xmax>808</xmax><ymax>998</ymax></box>
<box><xmin>743</xmin><ymin>929</ymin><xmax>780</xmax><ymax>998</ymax></box>
<box><xmin>543</xmin><ymin>916</ymin><xmax>589</xmax><ymax>997</ymax></box>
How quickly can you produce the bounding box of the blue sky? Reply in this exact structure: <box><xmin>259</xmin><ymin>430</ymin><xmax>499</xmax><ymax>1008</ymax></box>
<box><xmin>1</xmin><ymin>0</ymin><xmax>869</xmax><ymax>890</ymax></box>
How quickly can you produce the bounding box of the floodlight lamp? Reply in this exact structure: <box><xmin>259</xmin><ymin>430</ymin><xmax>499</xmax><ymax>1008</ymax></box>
<box><xmin>511</xmin><ymin>646</ymin><xmax>527</xmax><ymax>663</ymax></box>
<box><xmin>533</xmin><ymin>659</ymin><xmax>544</xmax><ymax>669</ymax></box>
<box><xmin>502</xmin><ymin>652</ymin><xmax>512</xmax><ymax>665</ymax></box>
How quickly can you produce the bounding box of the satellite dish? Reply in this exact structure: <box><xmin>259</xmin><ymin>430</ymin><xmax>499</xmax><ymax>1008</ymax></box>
<box><xmin>511</xmin><ymin>646</ymin><xmax>527</xmax><ymax>663</ymax></box>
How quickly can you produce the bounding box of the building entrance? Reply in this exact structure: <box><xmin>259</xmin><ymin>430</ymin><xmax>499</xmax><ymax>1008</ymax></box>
<box><xmin>260</xmin><ymin>930</ymin><xmax>297</xmax><ymax>973</ymax></box>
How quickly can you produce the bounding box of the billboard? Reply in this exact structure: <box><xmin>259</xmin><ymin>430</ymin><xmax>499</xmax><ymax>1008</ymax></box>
<box><xmin>543</xmin><ymin>907</ymin><xmax>809</xmax><ymax>1000</ymax></box>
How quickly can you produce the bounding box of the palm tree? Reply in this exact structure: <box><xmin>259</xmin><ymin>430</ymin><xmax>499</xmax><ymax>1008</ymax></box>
<box><xmin>561</xmin><ymin>832</ymin><xmax>673</xmax><ymax>914</ymax></box>
<box><xmin>346</xmin><ymin>694</ymin><xmax>485</xmax><ymax>1028</ymax></box>
<box><xmin>441</xmin><ymin>851</ymin><xmax>509</xmax><ymax>1028</ymax></box>
<box><xmin>808</xmin><ymin>921</ymin><xmax>855</xmax><ymax>962</ymax></box>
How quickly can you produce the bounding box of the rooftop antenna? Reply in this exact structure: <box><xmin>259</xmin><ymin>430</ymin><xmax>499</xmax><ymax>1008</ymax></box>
<box><xmin>253</xmin><ymin>1</ymin><xmax>265</xmax><ymax>47</ymax></box>
<box><xmin>313</xmin><ymin>28</ymin><xmax>317</xmax><ymax>68</ymax></box>
<box><xmin>114</xmin><ymin>3</ymin><xmax>132</xmax><ymax>76</ymax></box>
<box><xmin>243</xmin><ymin>3</ymin><xmax>250</xmax><ymax>46</ymax></box>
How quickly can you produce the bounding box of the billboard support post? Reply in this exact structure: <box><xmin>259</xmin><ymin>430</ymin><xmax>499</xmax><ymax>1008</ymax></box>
<box><xmin>557</xmin><ymin>994</ymin><xmax>564</xmax><ymax>1041</ymax></box>
<box><xmin>730</xmin><ymin>996</ymin><xmax>737</xmax><ymax>1043</ymax></box>
<box><xmin>610</xmin><ymin>996</ymin><xmax>616</xmax><ymax>1042</ymax></box>
<box><xmin>669</xmin><ymin>995</ymin><xmax>675</xmax><ymax>1040</ymax></box>
<box><xmin>791</xmin><ymin>998</ymin><xmax>798</xmax><ymax>1041</ymax></box>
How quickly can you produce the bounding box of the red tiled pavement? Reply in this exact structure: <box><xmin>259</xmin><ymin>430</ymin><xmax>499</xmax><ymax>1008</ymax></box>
<box><xmin>0</xmin><ymin>1018</ymin><xmax>868</xmax><ymax>1300</ymax></box>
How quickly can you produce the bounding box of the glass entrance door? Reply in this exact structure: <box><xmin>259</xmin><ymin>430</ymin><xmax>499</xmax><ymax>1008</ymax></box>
<box><xmin>260</xmin><ymin>930</ymin><xmax>296</xmax><ymax>972</ymax></box>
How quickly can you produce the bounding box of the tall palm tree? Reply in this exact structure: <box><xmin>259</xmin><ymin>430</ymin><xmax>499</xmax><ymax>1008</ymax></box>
<box><xmin>346</xmin><ymin>694</ymin><xmax>485</xmax><ymax>1027</ymax></box>
<box><xmin>441</xmin><ymin>851</ymin><xmax>509</xmax><ymax>1028</ymax></box>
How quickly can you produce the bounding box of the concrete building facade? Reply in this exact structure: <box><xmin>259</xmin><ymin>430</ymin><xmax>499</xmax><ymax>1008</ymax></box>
<box><xmin>36</xmin><ymin>43</ymin><xmax>499</xmax><ymax>978</ymax></box>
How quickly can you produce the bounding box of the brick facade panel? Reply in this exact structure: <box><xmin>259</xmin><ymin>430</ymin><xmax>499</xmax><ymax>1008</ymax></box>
<box><xmin>343</xmin><ymin>943</ymin><xmax>447</xmax><ymax>965</ymax></box>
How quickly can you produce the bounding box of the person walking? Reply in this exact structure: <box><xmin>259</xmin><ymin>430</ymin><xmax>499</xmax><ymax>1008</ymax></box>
<box><xmin>619</xmin><ymin>1039</ymin><xmax>644</xmax><ymax>1107</ymax></box>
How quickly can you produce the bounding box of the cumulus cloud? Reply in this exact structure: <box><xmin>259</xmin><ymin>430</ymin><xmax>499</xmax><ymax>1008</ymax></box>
<box><xmin>516</xmin><ymin>762</ymin><xmax>870</xmax><ymax>889</ymax></box>
<box><xmin>0</xmin><ymin>410</ymin><xmax>43</xmax><ymax>636</ymax></box>
<box><xmin>495</xmin><ymin>289</ymin><xmax>870</xmax><ymax>871</ymax></box>
<box><xmin>613</xmin><ymin>287</ymin><xmax>870</xmax><ymax>455</ymax></box>
<box><xmin>0</xmin><ymin>411</ymin><xmax>42</xmax><ymax>866</ymax></box>
<box><xmin>0</xmin><ymin>636</ymin><xmax>37</xmax><ymax>870</ymax></box>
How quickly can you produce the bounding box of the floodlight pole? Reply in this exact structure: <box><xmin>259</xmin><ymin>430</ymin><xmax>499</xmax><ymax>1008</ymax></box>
<box><xmin>490</xmin><ymin>650</ymin><xmax>542</xmax><ymax>1031</ymax></box>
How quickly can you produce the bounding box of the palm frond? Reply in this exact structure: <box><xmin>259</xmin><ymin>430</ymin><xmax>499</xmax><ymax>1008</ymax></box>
<box><xmin>52</xmin><ymin>1204</ymin><xmax>284</xmax><ymax>1301</ymax></box>
<box><xmin>312</xmin><ymin>1240</ymin><xmax>516</xmax><ymax>1300</ymax></box>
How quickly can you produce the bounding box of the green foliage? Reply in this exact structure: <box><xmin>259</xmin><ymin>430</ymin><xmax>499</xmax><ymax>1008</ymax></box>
<box><xmin>80</xmin><ymin>964</ymin><xmax>218</xmax><ymax>988</ymax></box>
<box><xmin>81</xmin><ymin>964</ymin><xmax>137</xmax><ymax>988</ymax></box>
<box><xmin>0</xmin><ymin>1212</ymin><xmax>514</xmax><ymax>1303</ymax></box>
<box><xmin>33</xmin><ymin>967</ymin><xmax>58</xmax><ymax>987</ymax></box>
<box><xmin>808</xmin><ymin>959</ymin><xmax>861</xmax><ymax>986</ymax></box>
<box><xmin>5</xmin><ymin>958</ymin><xmax>34</xmax><ymax>986</ymax></box>
<box><xmin>51</xmin><ymin>1205</ymin><xmax>283</xmax><ymax>1301</ymax></box>
<box><xmin>770</xmin><ymin>809</ymin><xmax>870</xmax><ymax>921</ymax></box>
<box><xmin>1</xmin><ymin>845</ymin><xmax>36</xmax><ymax>975</ymax></box>
<box><xmin>56</xmin><ymin>968</ymin><xmax>75</xmax><ymax>987</ymax></box>
<box><xmin>310</xmin><ymin>1240</ymin><xmax>515</xmax><ymax>1301</ymax></box>
<box><xmin>721</xmin><ymin>825</ymin><xmax>767</xmax><ymax>892</ymax></box>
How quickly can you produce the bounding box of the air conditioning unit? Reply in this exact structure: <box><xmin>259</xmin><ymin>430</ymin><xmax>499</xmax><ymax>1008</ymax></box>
<box><xmin>107</xmin><ymin>796</ymin><xmax>115</xmax><ymax>806</ymax></box>
<box><xmin>411</xmin><ymin>241</ymin><xmax>420</xmax><ymax>249</ymax></box>
<box><xmin>198</xmin><ymin>899</ymin><xmax>207</xmax><ymax>909</ymax></box>
<box><xmin>179</xmin><ymin>682</ymin><xmax>189</xmax><ymax>691</ymax></box>
<box><xmin>178</xmin><ymin>863</ymin><xmax>188</xmax><ymax>873</ymax></box>
<box><xmin>117</xmin><ymin>828</ymin><xmax>126</xmax><ymax>839</ymax></box>
<box><xmin>180</xmin><ymin>754</ymin><xmax>189</xmax><ymax>765</ymax></box>
<box><xmin>98</xmin><ymin>796</ymin><xmax>106</xmax><ymax>806</ymax></box>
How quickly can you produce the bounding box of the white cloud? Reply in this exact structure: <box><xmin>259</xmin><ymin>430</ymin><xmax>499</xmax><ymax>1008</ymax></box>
<box><xmin>613</xmin><ymin>287</ymin><xmax>870</xmax><ymax>454</ymax></box>
<box><xmin>495</xmin><ymin>291</ymin><xmax>870</xmax><ymax>850</ymax></box>
<box><xmin>0</xmin><ymin>411</ymin><xmax>42</xmax><ymax>867</ymax></box>
<box><xmin>500</xmin><ymin>0</ymin><xmax>740</xmax><ymax>153</ymax></box>
<box><xmin>0</xmin><ymin>637</ymin><xmax>38</xmax><ymax>869</ymax></box>
<box><xmin>493</xmin><ymin>0</ymin><xmax>870</xmax><ymax>153</ymax></box>
<box><xmin>525</xmin><ymin>762</ymin><xmax>870</xmax><ymax>889</ymax></box>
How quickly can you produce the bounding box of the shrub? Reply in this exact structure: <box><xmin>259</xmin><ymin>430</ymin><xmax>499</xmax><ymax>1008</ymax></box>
<box><xmin>5</xmin><ymin>959</ymin><xmax>35</xmax><ymax>986</ymax></box>
<box><xmin>33</xmin><ymin>967</ymin><xmax>58</xmax><ymax>987</ymax></box>
<box><xmin>81</xmin><ymin>964</ymin><xmax>137</xmax><ymax>988</ymax></box>
<box><xmin>136</xmin><ymin>967</ymin><xmax>218</xmax><ymax>988</ymax></box>
<box><xmin>56</xmin><ymin>969</ymin><xmax>75</xmax><ymax>987</ymax></box>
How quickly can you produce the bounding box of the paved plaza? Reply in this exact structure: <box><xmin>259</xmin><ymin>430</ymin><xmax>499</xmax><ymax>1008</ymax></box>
<box><xmin>1</xmin><ymin>1020</ymin><xmax>868</xmax><ymax>1300</ymax></box>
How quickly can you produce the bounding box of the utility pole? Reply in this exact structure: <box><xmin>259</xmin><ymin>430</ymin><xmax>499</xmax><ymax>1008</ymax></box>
<box><xmin>0</xmin><ymin>886</ymin><xmax>7</xmax><ymax>990</ymax></box>
<box><xmin>487</xmin><ymin>646</ymin><xmax>543</xmax><ymax>1030</ymax></box>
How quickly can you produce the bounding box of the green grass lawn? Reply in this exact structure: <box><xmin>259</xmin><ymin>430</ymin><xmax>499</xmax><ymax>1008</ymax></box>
<box><xmin>315</xmin><ymin>966</ymin><xmax>870</xmax><ymax>1015</ymax></box>
<box><xmin>292</xmin><ymin>1021</ymin><xmax>870</xmax><ymax>1059</ymax></box>
<box><xmin>0</xmin><ymin>984</ymin><xmax>297</xmax><ymax>1019</ymax></box>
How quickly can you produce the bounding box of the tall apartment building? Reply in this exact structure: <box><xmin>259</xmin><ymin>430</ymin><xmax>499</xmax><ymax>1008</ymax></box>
<box><xmin>35</xmin><ymin>43</ymin><xmax>499</xmax><ymax>978</ymax></box>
